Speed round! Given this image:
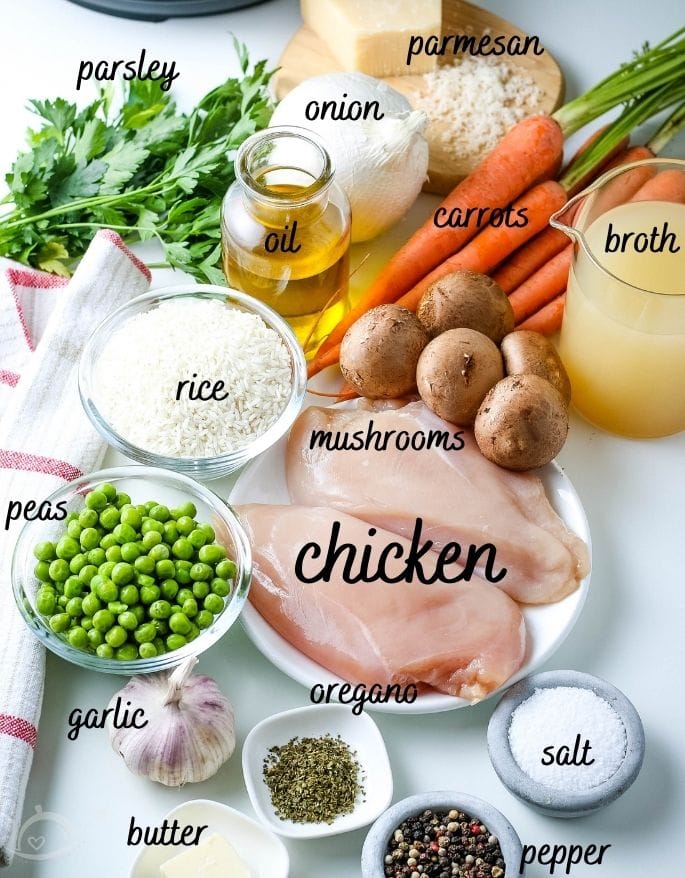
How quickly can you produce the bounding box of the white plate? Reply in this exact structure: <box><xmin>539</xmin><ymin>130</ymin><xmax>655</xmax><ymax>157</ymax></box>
<box><xmin>230</xmin><ymin>407</ymin><xmax>592</xmax><ymax>715</ymax></box>
<box><xmin>129</xmin><ymin>799</ymin><xmax>289</xmax><ymax>878</ymax></box>
<box><xmin>242</xmin><ymin>703</ymin><xmax>393</xmax><ymax>838</ymax></box>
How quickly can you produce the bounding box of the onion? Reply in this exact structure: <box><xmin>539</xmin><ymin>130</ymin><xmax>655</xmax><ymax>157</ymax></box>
<box><xmin>271</xmin><ymin>73</ymin><xmax>429</xmax><ymax>242</ymax></box>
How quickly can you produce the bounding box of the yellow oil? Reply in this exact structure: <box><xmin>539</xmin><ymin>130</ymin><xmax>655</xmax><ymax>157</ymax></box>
<box><xmin>222</xmin><ymin>173</ymin><xmax>350</xmax><ymax>352</ymax></box>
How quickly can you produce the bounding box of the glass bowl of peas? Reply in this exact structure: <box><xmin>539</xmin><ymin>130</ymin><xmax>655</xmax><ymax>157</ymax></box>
<box><xmin>12</xmin><ymin>466</ymin><xmax>252</xmax><ymax>673</ymax></box>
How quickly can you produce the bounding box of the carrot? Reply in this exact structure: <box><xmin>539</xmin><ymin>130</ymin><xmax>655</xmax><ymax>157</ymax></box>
<box><xmin>492</xmin><ymin>226</ymin><xmax>569</xmax><ymax>293</ymax></box>
<box><xmin>630</xmin><ymin>168</ymin><xmax>685</xmax><ymax>203</ymax></box>
<box><xmin>310</xmin><ymin>115</ymin><xmax>565</xmax><ymax>364</ymax></box>
<box><xmin>393</xmin><ymin>181</ymin><xmax>567</xmax><ymax>313</ymax></box>
<box><xmin>518</xmin><ymin>294</ymin><xmax>566</xmax><ymax>334</ymax></box>
<box><xmin>563</xmin><ymin>126</ymin><xmax>631</xmax><ymax>197</ymax></box>
<box><xmin>508</xmin><ymin>246</ymin><xmax>573</xmax><ymax>323</ymax></box>
<box><xmin>307</xmin><ymin>343</ymin><xmax>342</xmax><ymax>376</ymax></box>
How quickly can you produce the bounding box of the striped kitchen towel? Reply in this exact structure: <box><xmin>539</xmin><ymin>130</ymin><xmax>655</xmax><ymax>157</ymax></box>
<box><xmin>0</xmin><ymin>230</ymin><xmax>150</xmax><ymax>867</ymax></box>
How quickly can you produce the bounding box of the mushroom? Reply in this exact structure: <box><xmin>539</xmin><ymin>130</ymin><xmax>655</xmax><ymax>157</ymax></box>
<box><xmin>474</xmin><ymin>374</ymin><xmax>569</xmax><ymax>471</ymax></box>
<box><xmin>501</xmin><ymin>330</ymin><xmax>572</xmax><ymax>405</ymax></box>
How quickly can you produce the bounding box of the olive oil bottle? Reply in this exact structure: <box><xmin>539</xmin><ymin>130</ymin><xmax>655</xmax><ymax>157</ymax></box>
<box><xmin>221</xmin><ymin>126</ymin><xmax>351</xmax><ymax>352</ymax></box>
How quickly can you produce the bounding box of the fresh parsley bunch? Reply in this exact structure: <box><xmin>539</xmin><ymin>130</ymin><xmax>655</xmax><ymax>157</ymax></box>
<box><xmin>0</xmin><ymin>41</ymin><xmax>273</xmax><ymax>282</ymax></box>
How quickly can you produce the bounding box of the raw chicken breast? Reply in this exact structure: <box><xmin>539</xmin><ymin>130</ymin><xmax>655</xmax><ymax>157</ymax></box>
<box><xmin>237</xmin><ymin>504</ymin><xmax>527</xmax><ymax>701</ymax></box>
<box><xmin>287</xmin><ymin>401</ymin><xmax>589</xmax><ymax>604</ymax></box>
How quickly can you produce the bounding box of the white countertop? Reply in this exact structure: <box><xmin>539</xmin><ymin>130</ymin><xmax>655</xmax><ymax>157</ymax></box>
<box><xmin>2</xmin><ymin>1</ymin><xmax>684</xmax><ymax>876</ymax></box>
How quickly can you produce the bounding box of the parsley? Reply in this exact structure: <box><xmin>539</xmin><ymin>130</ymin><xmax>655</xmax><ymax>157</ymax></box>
<box><xmin>0</xmin><ymin>41</ymin><xmax>273</xmax><ymax>281</ymax></box>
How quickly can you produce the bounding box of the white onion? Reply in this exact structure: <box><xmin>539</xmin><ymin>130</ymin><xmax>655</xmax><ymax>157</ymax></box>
<box><xmin>271</xmin><ymin>73</ymin><xmax>429</xmax><ymax>242</ymax></box>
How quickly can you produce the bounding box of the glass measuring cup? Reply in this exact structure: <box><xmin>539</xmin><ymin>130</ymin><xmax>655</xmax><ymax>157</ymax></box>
<box><xmin>550</xmin><ymin>158</ymin><xmax>685</xmax><ymax>438</ymax></box>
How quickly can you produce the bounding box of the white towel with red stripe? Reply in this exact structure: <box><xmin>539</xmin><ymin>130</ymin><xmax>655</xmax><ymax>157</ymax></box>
<box><xmin>0</xmin><ymin>230</ymin><xmax>150</xmax><ymax>867</ymax></box>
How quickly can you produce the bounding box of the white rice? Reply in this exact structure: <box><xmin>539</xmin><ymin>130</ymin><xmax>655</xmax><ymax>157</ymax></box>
<box><xmin>95</xmin><ymin>299</ymin><xmax>293</xmax><ymax>458</ymax></box>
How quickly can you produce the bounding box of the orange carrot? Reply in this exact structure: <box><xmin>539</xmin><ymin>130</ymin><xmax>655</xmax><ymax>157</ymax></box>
<box><xmin>518</xmin><ymin>294</ymin><xmax>566</xmax><ymax>334</ymax></box>
<box><xmin>310</xmin><ymin>115</ymin><xmax>565</xmax><ymax>366</ymax></box>
<box><xmin>563</xmin><ymin>126</ymin><xmax>631</xmax><ymax>197</ymax></box>
<box><xmin>630</xmin><ymin>168</ymin><xmax>685</xmax><ymax>203</ymax></box>
<box><xmin>393</xmin><ymin>181</ymin><xmax>567</xmax><ymax>313</ymax></box>
<box><xmin>509</xmin><ymin>245</ymin><xmax>573</xmax><ymax>323</ymax></box>
<box><xmin>492</xmin><ymin>227</ymin><xmax>569</xmax><ymax>294</ymax></box>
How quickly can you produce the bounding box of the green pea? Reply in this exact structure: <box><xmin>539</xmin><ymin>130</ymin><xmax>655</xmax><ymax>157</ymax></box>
<box><xmin>181</xmin><ymin>598</ymin><xmax>197</xmax><ymax>618</ymax></box>
<box><xmin>121</xmin><ymin>542</ymin><xmax>141</xmax><ymax>563</ymax></box>
<box><xmin>166</xmin><ymin>633</ymin><xmax>187</xmax><ymax>651</ymax></box>
<box><xmin>144</xmin><ymin>500</ymin><xmax>157</xmax><ymax>513</ymax></box>
<box><xmin>136</xmin><ymin>504</ymin><xmax>147</xmax><ymax>517</ymax></box>
<box><xmin>81</xmin><ymin>617</ymin><xmax>94</xmax><ymax>631</ymax></box>
<box><xmin>134</xmin><ymin>623</ymin><xmax>157</xmax><ymax>644</ymax></box>
<box><xmin>155</xmin><ymin>559</ymin><xmax>175</xmax><ymax>580</ymax></box>
<box><xmin>34</xmin><ymin>560</ymin><xmax>51</xmax><ymax>582</ymax></box>
<box><xmin>87</xmin><ymin>628</ymin><xmax>104</xmax><ymax>648</ymax></box>
<box><xmin>134</xmin><ymin>555</ymin><xmax>155</xmax><ymax>575</ymax></box>
<box><xmin>119</xmin><ymin>584</ymin><xmax>138</xmax><ymax>606</ymax></box>
<box><xmin>81</xmin><ymin>593</ymin><xmax>102</xmax><ymax>617</ymax></box>
<box><xmin>112</xmin><ymin>562</ymin><xmax>134</xmax><ymax>586</ymax></box>
<box><xmin>113</xmin><ymin>523</ymin><xmax>138</xmax><ymax>545</ymax></box>
<box><xmin>170</xmin><ymin>604</ymin><xmax>182</xmax><ymax>615</ymax></box>
<box><xmin>203</xmin><ymin>593</ymin><xmax>224</xmax><ymax>615</ymax></box>
<box><xmin>118</xmin><ymin>611</ymin><xmax>138</xmax><ymax>631</ymax></box>
<box><xmin>153</xmin><ymin>637</ymin><xmax>167</xmax><ymax>655</ymax></box>
<box><xmin>178</xmin><ymin>502</ymin><xmax>197</xmax><ymax>519</ymax></box>
<box><xmin>95</xmin><ymin>579</ymin><xmax>118</xmax><ymax>603</ymax></box>
<box><xmin>57</xmin><ymin>595</ymin><xmax>69</xmax><ymax>608</ymax></box>
<box><xmin>140</xmin><ymin>585</ymin><xmax>160</xmax><ymax>605</ymax></box>
<box><xmin>142</xmin><ymin>518</ymin><xmax>164</xmax><ymax>535</ymax></box>
<box><xmin>169</xmin><ymin>612</ymin><xmax>191</xmax><ymax>635</ymax></box>
<box><xmin>66</xmin><ymin>511</ymin><xmax>79</xmax><ymax>524</ymax></box>
<box><xmin>190</xmin><ymin>563</ymin><xmax>212</xmax><ymax>582</ymax></box>
<box><xmin>215</xmin><ymin>559</ymin><xmax>237</xmax><ymax>580</ymax></box>
<box><xmin>149</xmin><ymin>504</ymin><xmax>170</xmax><ymax>523</ymax></box>
<box><xmin>36</xmin><ymin>590</ymin><xmax>57</xmax><ymax>616</ymax></box>
<box><xmin>172</xmin><ymin>537</ymin><xmax>194</xmax><ymax>561</ymax></box>
<box><xmin>177</xmin><ymin>588</ymin><xmax>194</xmax><ymax>604</ymax></box>
<box><xmin>149</xmin><ymin>600</ymin><xmax>172</xmax><ymax>620</ymax></box>
<box><xmin>80</xmin><ymin>528</ymin><xmax>100</xmax><ymax>551</ymax></box>
<box><xmin>132</xmin><ymin>605</ymin><xmax>146</xmax><ymax>624</ymax></box>
<box><xmin>96</xmin><ymin>643</ymin><xmax>114</xmax><ymax>659</ymax></box>
<box><xmin>100</xmin><ymin>482</ymin><xmax>118</xmax><ymax>502</ymax></box>
<box><xmin>105</xmin><ymin>545</ymin><xmax>122</xmax><ymax>563</ymax></box>
<box><xmin>100</xmin><ymin>533</ymin><xmax>118</xmax><ymax>550</ymax></box>
<box><xmin>186</xmin><ymin>623</ymin><xmax>200</xmax><ymax>642</ymax></box>
<box><xmin>142</xmin><ymin>530</ymin><xmax>162</xmax><ymax>550</ymax></box>
<box><xmin>49</xmin><ymin>613</ymin><xmax>71</xmax><ymax>633</ymax></box>
<box><xmin>107</xmin><ymin>601</ymin><xmax>128</xmax><ymax>615</ymax></box>
<box><xmin>77</xmin><ymin>564</ymin><xmax>97</xmax><ymax>585</ymax></box>
<box><xmin>98</xmin><ymin>561</ymin><xmax>116</xmax><ymax>579</ymax></box>
<box><xmin>163</xmin><ymin>521</ymin><xmax>179</xmax><ymax>544</ymax></box>
<box><xmin>154</xmin><ymin>619</ymin><xmax>169</xmax><ymax>636</ymax></box>
<box><xmin>66</xmin><ymin>597</ymin><xmax>83</xmax><ymax>617</ymax></box>
<box><xmin>116</xmin><ymin>644</ymin><xmax>138</xmax><ymax>661</ymax></box>
<box><xmin>105</xmin><ymin>625</ymin><xmax>127</xmax><ymax>647</ymax></box>
<box><xmin>198</xmin><ymin>543</ymin><xmax>226</xmax><ymax>565</ymax></box>
<box><xmin>148</xmin><ymin>544</ymin><xmax>169</xmax><ymax>563</ymax></box>
<box><xmin>64</xmin><ymin>578</ymin><xmax>83</xmax><ymax>599</ymax></box>
<box><xmin>99</xmin><ymin>505</ymin><xmax>120</xmax><ymax>531</ymax></box>
<box><xmin>199</xmin><ymin>523</ymin><xmax>215</xmax><ymax>543</ymax></box>
<box><xmin>69</xmin><ymin>553</ymin><xmax>88</xmax><ymax>574</ymax></box>
<box><xmin>78</xmin><ymin>508</ymin><xmax>99</xmax><ymax>528</ymax></box>
<box><xmin>85</xmin><ymin>490</ymin><xmax>107</xmax><ymax>511</ymax></box>
<box><xmin>48</xmin><ymin>559</ymin><xmax>70</xmax><ymax>582</ymax></box>
<box><xmin>210</xmin><ymin>578</ymin><xmax>230</xmax><ymax>598</ymax></box>
<box><xmin>92</xmin><ymin>609</ymin><xmax>116</xmax><ymax>632</ymax></box>
<box><xmin>120</xmin><ymin>506</ymin><xmax>142</xmax><ymax>529</ymax></box>
<box><xmin>135</xmin><ymin>573</ymin><xmax>156</xmax><ymax>590</ymax></box>
<box><xmin>68</xmin><ymin>627</ymin><xmax>88</xmax><ymax>649</ymax></box>
<box><xmin>196</xmin><ymin>609</ymin><xmax>213</xmax><ymax>629</ymax></box>
<box><xmin>192</xmin><ymin>581</ymin><xmax>210</xmax><ymax>600</ymax></box>
<box><xmin>114</xmin><ymin>492</ymin><xmax>132</xmax><ymax>509</ymax></box>
<box><xmin>139</xmin><ymin>642</ymin><xmax>157</xmax><ymax>658</ymax></box>
<box><xmin>56</xmin><ymin>536</ymin><xmax>80</xmax><ymax>560</ymax></box>
<box><xmin>87</xmin><ymin>547</ymin><xmax>106</xmax><ymax>566</ymax></box>
<box><xmin>161</xmin><ymin>579</ymin><xmax>179</xmax><ymax>600</ymax></box>
<box><xmin>66</xmin><ymin>520</ymin><xmax>83</xmax><ymax>540</ymax></box>
<box><xmin>34</xmin><ymin>541</ymin><xmax>56</xmax><ymax>562</ymax></box>
<box><xmin>188</xmin><ymin>528</ymin><xmax>208</xmax><ymax>549</ymax></box>
<box><xmin>175</xmin><ymin>516</ymin><xmax>195</xmax><ymax>536</ymax></box>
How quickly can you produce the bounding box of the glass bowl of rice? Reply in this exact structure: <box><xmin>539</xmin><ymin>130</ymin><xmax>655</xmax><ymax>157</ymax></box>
<box><xmin>79</xmin><ymin>285</ymin><xmax>307</xmax><ymax>479</ymax></box>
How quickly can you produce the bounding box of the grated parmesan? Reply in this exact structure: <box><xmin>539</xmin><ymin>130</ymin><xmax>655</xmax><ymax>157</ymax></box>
<box><xmin>412</xmin><ymin>55</ymin><xmax>542</xmax><ymax>163</ymax></box>
<box><xmin>95</xmin><ymin>299</ymin><xmax>292</xmax><ymax>458</ymax></box>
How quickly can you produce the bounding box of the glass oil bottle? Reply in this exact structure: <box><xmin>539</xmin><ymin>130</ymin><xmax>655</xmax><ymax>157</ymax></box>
<box><xmin>221</xmin><ymin>126</ymin><xmax>351</xmax><ymax>353</ymax></box>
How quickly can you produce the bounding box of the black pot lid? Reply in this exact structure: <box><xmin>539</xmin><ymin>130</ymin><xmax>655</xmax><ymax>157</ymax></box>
<box><xmin>66</xmin><ymin>0</ymin><xmax>269</xmax><ymax>21</ymax></box>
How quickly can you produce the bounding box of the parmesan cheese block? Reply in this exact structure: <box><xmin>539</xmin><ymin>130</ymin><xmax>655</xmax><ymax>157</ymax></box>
<box><xmin>301</xmin><ymin>0</ymin><xmax>441</xmax><ymax>77</ymax></box>
<box><xmin>160</xmin><ymin>834</ymin><xmax>251</xmax><ymax>878</ymax></box>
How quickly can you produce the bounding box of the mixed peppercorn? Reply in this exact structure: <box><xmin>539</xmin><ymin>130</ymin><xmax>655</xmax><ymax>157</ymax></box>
<box><xmin>384</xmin><ymin>808</ymin><xmax>505</xmax><ymax>878</ymax></box>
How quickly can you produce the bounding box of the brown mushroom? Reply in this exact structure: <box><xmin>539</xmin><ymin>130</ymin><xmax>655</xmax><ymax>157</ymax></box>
<box><xmin>501</xmin><ymin>330</ymin><xmax>572</xmax><ymax>405</ymax></box>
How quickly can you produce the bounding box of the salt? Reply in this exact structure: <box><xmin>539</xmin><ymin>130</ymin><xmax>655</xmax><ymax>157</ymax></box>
<box><xmin>508</xmin><ymin>686</ymin><xmax>627</xmax><ymax>792</ymax></box>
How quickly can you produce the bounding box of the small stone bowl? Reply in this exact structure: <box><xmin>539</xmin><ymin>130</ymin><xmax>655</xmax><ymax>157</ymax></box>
<box><xmin>487</xmin><ymin>670</ymin><xmax>645</xmax><ymax>818</ymax></box>
<box><xmin>361</xmin><ymin>791</ymin><xmax>523</xmax><ymax>878</ymax></box>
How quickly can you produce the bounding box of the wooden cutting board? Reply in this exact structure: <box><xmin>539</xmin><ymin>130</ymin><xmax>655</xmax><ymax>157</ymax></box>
<box><xmin>274</xmin><ymin>0</ymin><xmax>565</xmax><ymax>195</ymax></box>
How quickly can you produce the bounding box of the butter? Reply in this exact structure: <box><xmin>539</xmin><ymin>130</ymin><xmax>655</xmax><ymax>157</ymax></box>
<box><xmin>301</xmin><ymin>0</ymin><xmax>442</xmax><ymax>77</ymax></box>
<box><xmin>160</xmin><ymin>833</ymin><xmax>251</xmax><ymax>878</ymax></box>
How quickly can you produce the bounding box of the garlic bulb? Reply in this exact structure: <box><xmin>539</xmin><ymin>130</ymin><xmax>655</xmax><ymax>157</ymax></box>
<box><xmin>107</xmin><ymin>656</ymin><xmax>235</xmax><ymax>786</ymax></box>
<box><xmin>271</xmin><ymin>73</ymin><xmax>429</xmax><ymax>242</ymax></box>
